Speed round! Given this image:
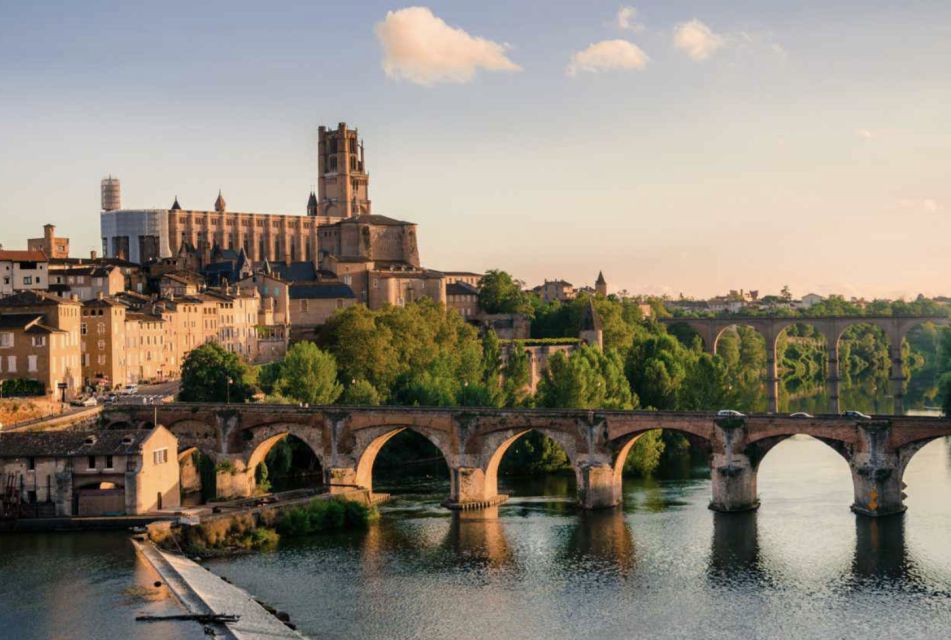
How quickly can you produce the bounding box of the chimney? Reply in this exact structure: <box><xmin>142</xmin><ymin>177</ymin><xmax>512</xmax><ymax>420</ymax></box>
<box><xmin>97</xmin><ymin>291</ymin><xmax>104</xmax><ymax>301</ymax></box>
<box><xmin>90</xmin><ymin>250</ymin><xmax>98</xmax><ymax>260</ymax></box>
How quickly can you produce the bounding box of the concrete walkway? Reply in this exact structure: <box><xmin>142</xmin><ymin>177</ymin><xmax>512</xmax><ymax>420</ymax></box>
<box><xmin>134</xmin><ymin>539</ymin><xmax>305</xmax><ymax>640</ymax></box>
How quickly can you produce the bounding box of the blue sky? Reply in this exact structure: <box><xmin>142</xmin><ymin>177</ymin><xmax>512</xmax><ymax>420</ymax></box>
<box><xmin>1</xmin><ymin>1</ymin><xmax>950</xmax><ymax>298</ymax></box>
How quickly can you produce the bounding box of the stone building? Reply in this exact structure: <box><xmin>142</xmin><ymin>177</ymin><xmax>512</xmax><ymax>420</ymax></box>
<box><xmin>0</xmin><ymin>291</ymin><xmax>82</xmax><ymax>399</ymax></box>
<box><xmin>0</xmin><ymin>427</ymin><xmax>180</xmax><ymax>517</ymax></box>
<box><xmin>27</xmin><ymin>224</ymin><xmax>70</xmax><ymax>260</ymax></box>
<box><xmin>81</xmin><ymin>296</ymin><xmax>127</xmax><ymax>389</ymax></box>
<box><xmin>446</xmin><ymin>281</ymin><xmax>479</xmax><ymax>319</ymax></box>
<box><xmin>48</xmin><ymin>264</ymin><xmax>124</xmax><ymax>301</ymax></box>
<box><xmin>287</xmin><ymin>281</ymin><xmax>356</xmax><ymax>341</ymax></box>
<box><xmin>0</xmin><ymin>250</ymin><xmax>49</xmax><ymax>295</ymax></box>
<box><xmin>533</xmin><ymin>279</ymin><xmax>575</xmax><ymax>303</ymax></box>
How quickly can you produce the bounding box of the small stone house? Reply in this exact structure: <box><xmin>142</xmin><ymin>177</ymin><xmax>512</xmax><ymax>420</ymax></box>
<box><xmin>0</xmin><ymin>427</ymin><xmax>180</xmax><ymax>517</ymax></box>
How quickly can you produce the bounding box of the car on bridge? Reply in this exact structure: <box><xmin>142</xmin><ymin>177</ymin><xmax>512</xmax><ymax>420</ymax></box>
<box><xmin>716</xmin><ymin>409</ymin><xmax>745</xmax><ymax>418</ymax></box>
<box><xmin>842</xmin><ymin>410</ymin><xmax>872</xmax><ymax>419</ymax></box>
<box><xmin>790</xmin><ymin>412</ymin><xmax>813</xmax><ymax>418</ymax></box>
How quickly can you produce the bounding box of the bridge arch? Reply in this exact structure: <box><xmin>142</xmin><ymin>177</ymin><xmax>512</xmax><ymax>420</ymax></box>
<box><xmin>482</xmin><ymin>427</ymin><xmax>581</xmax><ymax>500</ymax></box>
<box><xmin>352</xmin><ymin>425</ymin><xmax>453</xmax><ymax>493</ymax></box>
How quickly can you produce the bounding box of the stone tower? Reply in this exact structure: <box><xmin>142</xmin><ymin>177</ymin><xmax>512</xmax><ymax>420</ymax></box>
<box><xmin>316</xmin><ymin>122</ymin><xmax>370</xmax><ymax>218</ymax></box>
<box><xmin>579</xmin><ymin>299</ymin><xmax>604</xmax><ymax>350</ymax></box>
<box><xmin>595</xmin><ymin>271</ymin><xmax>607</xmax><ymax>297</ymax></box>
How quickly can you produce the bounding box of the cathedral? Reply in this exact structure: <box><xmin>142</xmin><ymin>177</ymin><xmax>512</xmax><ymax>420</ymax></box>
<box><xmin>99</xmin><ymin>122</ymin><xmax>474</xmax><ymax>310</ymax></box>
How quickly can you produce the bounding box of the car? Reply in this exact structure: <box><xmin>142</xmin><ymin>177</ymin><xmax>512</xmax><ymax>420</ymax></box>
<box><xmin>716</xmin><ymin>409</ymin><xmax>745</xmax><ymax>417</ymax></box>
<box><xmin>121</xmin><ymin>384</ymin><xmax>138</xmax><ymax>395</ymax></box>
<box><xmin>843</xmin><ymin>410</ymin><xmax>872</xmax><ymax>420</ymax></box>
<box><xmin>790</xmin><ymin>412</ymin><xmax>813</xmax><ymax>418</ymax></box>
<box><xmin>105</xmin><ymin>393</ymin><xmax>118</xmax><ymax>404</ymax></box>
<box><xmin>70</xmin><ymin>396</ymin><xmax>97</xmax><ymax>407</ymax></box>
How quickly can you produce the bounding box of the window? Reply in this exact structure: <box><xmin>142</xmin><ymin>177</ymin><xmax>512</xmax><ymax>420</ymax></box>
<box><xmin>105</xmin><ymin>455</ymin><xmax>114</xmax><ymax>470</ymax></box>
<box><xmin>27</xmin><ymin>457</ymin><xmax>35</xmax><ymax>471</ymax></box>
<box><xmin>88</xmin><ymin>456</ymin><xmax>96</xmax><ymax>470</ymax></box>
<box><xmin>31</xmin><ymin>336</ymin><xmax>45</xmax><ymax>347</ymax></box>
<box><xmin>152</xmin><ymin>449</ymin><xmax>168</xmax><ymax>465</ymax></box>
<box><xmin>81</xmin><ymin>322</ymin><xmax>88</xmax><ymax>336</ymax></box>
<box><xmin>27</xmin><ymin>355</ymin><xmax>37</xmax><ymax>372</ymax></box>
<box><xmin>23</xmin><ymin>276</ymin><xmax>32</xmax><ymax>285</ymax></box>
<box><xmin>7</xmin><ymin>355</ymin><xmax>15</xmax><ymax>373</ymax></box>
<box><xmin>0</xmin><ymin>332</ymin><xmax>12</xmax><ymax>348</ymax></box>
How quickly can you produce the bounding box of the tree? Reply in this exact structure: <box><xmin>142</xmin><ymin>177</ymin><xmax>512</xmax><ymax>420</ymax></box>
<box><xmin>179</xmin><ymin>342</ymin><xmax>255</xmax><ymax>403</ymax></box>
<box><xmin>340</xmin><ymin>379</ymin><xmax>381</xmax><ymax>406</ymax></box>
<box><xmin>536</xmin><ymin>346</ymin><xmax>635</xmax><ymax>410</ymax></box>
<box><xmin>501</xmin><ymin>345</ymin><xmax>531</xmax><ymax>407</ymax></box>
<box><xmin>478</xmin><ymin>270</ymin><xmax>534</xmax><ymax>315</ymax></box>
<box><xmin>275</xmin><ymin>342</ymin><xmax>342</xmax><ymax>405</ymax></box>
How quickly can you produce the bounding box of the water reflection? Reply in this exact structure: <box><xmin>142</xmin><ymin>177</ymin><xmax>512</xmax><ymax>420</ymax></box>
<box><xmin>561</xmin><ymin>509</ymin><xmax>635</xmax><ymax>576</ymax></box>
<box><xmin>442</xmin><ymin>507</ymin><xmax>512</xmax><ymax>568</ymax></box>
<box><xmin>707</xmin><ymin>511</ymin><xmax>767</xmax><ymax>586</ymax></box>
<box><xmin>851</xmin><ymin>516</ymin><xmax>909</xmax><ymax>583</ymax></box>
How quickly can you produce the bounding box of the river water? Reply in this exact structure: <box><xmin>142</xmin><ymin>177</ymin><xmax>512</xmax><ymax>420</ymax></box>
<box><xmin>3</xmin><ymin>435</ymin><xmax>951</xmax><ymax>639</ymax></box>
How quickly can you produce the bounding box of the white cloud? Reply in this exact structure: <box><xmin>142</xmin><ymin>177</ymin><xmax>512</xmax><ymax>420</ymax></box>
<box><xmin>374</xmin><ymin>7</ymin><xmax>521</xmax><ymax>86</ymax></box>
<box><xmin>567</xmin><ymin>39</ymin><xmax>649</xmax><ymax>77</ymax></box>
<box><xmin>898</xmin><ymin>198</ymin><xmax>943</xmax><ymax>213</ymax></box>
<box><xmin>673</xmin><ymin>19</ymin><xmax>724</xmax><ymax>61</ymax></box>
<box><xmin>616</xmin><ymin>6</ymin><xmax>644</xmax><ymax>32</ymax></box>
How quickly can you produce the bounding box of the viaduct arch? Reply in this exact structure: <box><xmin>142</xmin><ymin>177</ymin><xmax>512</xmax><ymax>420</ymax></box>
<box><xmin>661</xmin><ymin>315</ymin><xmax>948</xmax><ymax>415</ymax></box>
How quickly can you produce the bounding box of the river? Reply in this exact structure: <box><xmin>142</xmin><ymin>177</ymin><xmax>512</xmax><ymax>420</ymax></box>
<box><xmin>3</xmin><ymin>435</ymin><xmax>951</xmax><ymax>639</ymax></box>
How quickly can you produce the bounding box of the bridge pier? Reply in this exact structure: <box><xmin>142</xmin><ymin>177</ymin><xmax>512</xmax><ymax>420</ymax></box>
<box><xmin>850</xmin><ymin>422</ymin><xmax>905</xmax><ymax>517</ymax></box>
<box><xmin>445</xmin><ymin>466</ymin><xmax>508</xmax><ymax>510</ymax></box>
<box><xmin>213</xmin><ymin>456</ymin><xmax>255</xmax><ymax>499</ymax></box>
<box><xmin>827</xmin><ymin>342</ymin><xmax>841</xmax><ymax>414</ymax></box>
<box><xmin>577</xmin><ymin>463</ymin><xmax>620</xmax><ymax>509</ymax></box>
<box><xmin>709</xmin><ymin>452</ymin><xmax>759</xmax><ymax>512</ymax></box>
<box><xmin>326</xmin><ymin>467</ymin><xmax>360</xmax><ymax>494</ymax></box>
<box><xmin>709</xmin><ymin>418</ymin><xmax>760</xmax><ymax>512</ymax></box>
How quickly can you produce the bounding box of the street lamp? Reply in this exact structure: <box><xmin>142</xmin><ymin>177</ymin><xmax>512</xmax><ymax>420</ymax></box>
<box><xmin>226</xmin><ymin>377</ymin><xmax>233</xmax><ymax>404</ymax></box>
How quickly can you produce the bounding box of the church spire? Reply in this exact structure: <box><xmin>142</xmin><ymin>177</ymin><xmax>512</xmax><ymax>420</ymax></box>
<box><xmin>171</xmin><ymin>195</ymin><xmax>181</xmax><ymax>211</ymax></box>
<box><xmin>214</xmin><ymin>190</ymin><xmax>226</xmax><ymax>213</ymax></box>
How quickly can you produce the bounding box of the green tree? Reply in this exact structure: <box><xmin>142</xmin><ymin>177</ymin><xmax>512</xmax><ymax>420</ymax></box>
<box><xmin>340</xmin><ymin>378</ymin><xmax>382</xmax><ymax>406</ymax></box>
<box><xmin>501</xmin><ymin>344</ymin><xmax>531</xmax><ymax>407</ymax></box>
<box><xmin>478</xmin><ymin>270</ymin><xmax>534</xmax><ymax>315</ymax></box>
<box><xmin>275</xmin><ymin>342</ymin><xmax>342</xmax><ymax>405</ymax></box>
<box><xmin>536</xmin><ymin>346</ymin><xmax>635</xmax><ymax>410</ymax></box>
<box><xmin>179</xmin><ymin>342</ymin><xmax>255</xmax><ymax>403</ymax></box>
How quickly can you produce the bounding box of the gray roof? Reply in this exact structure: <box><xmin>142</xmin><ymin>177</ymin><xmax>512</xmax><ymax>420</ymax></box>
<box><xmin>0</xmin><ymin>313</ymin><xmax>43</xmax><ymax>329</ymax></box>
<box><xmin>289</xmin><ymin>282</ymin><xmax>355</xmax><ymax>300</ymax></box>
<box><xmin>269</xmin><ymin>261</ymin><xmax>318</xmax><ymax>282</ymax></box>
<box><xmin>447</xmin><ymin>282</ymin><xmax>478</xmax><ymax>296</ymax></box>
<box><xmin>0</xmin><ymin>429</ymin><xmax>157</xmax><ymax>457</ymax></box>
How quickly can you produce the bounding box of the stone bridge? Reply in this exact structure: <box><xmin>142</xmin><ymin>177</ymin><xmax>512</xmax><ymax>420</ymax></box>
<box><xmin>103</xmin><ymin>404</ymin><xmax>951</xmax><ymax>517</ymax></box>
<box><xmin>660</xmin><ymin>315</ymin><xmax>949</xmax><ymax>415</ymax></box>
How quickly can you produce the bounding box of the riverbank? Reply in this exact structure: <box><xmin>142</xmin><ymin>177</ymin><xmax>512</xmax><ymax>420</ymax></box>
<box><xmin>133</xmin><ymin>539</ymin><xmax>305</xmax><ymax>639</ymax></box>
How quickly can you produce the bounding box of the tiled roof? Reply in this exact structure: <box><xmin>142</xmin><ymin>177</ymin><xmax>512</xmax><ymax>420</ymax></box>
<box><xmin>0</xmin><ymin>250</ymin><xmax>47</xmax><ymax>262</ymax></box>
<box><xmin>0</xmin><ymin>290</ymin><xmax>77</xmax><ymax>307</ymax></box>
<box><xmin>330</xmin><ymin>214</ymin><xmax>412</xmax><ymax>227</ymax></box>
<box><xmin>289</xmin><ymin>282</ymin><xmax>355</xmax><ymax>300</ymax></box>
<box><xmin>447</xmin><ymin>282</ymin><xmax>478</xmax><ymax>296</ymax></box>
<box><xmin>0</xmin><ymin>313</ymin><xmax>44</xmax><ymax>329</ymax></box>
<box><xmin>0</xmin><ymin>430</ymin><xmax>157</xmax><ymax>457</ymax></box>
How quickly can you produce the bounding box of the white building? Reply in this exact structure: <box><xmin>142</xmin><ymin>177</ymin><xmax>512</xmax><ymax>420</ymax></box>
<box><xmin>0</xmin><ymin>250</ymin><xmax>49</xmax><ymax>295</ymax></box>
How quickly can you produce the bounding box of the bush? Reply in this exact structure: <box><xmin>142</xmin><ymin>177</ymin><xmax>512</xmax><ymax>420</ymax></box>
<box><xmin>276</xmin><ymin>498</ymin><xmax>372</xmax><ymax>537</ymax></box>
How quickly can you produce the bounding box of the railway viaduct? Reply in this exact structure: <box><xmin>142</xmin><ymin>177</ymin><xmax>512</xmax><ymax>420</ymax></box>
<box><xmin>103</xmin><ymin>404</ymin><xmax>951</xmax><ymax>517</ymax></box>
<box><xmin>660</xmin><ymin>315</ymin><xmax>949</xmax><ymax>415</ymax></box>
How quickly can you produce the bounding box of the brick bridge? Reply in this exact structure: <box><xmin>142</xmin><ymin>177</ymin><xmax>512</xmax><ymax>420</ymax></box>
<box><xmin>660</xmin><ymin>315</ymin><xmax>949</xmax><ymax>415</ymax></box>
<box><xmin>103</xmin><ymin>404</ymin><xmax>951</xmax><ymax>517</ymax></box>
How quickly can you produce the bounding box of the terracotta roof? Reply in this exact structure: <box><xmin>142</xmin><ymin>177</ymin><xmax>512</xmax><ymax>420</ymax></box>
<box><xmin>0</xmin><ymin>250</ymin><xmax>47</xmax><ymax>262</ymax></box>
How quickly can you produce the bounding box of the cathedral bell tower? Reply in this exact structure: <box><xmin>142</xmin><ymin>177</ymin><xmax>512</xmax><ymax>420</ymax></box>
<box><xmin>316</xmin><ymin>122</ymin><xmax>371</xmax><ymax>218</ymax></box>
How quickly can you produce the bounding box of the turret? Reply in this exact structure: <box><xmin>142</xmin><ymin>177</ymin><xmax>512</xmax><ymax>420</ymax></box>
<box><xmin>101</xmin><ymin>176</ymin><xmax>121</xmax><ymax>211</ymax></box>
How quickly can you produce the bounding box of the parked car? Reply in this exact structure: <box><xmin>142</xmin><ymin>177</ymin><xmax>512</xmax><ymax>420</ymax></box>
<box><xmin>790</xmin><ymin>412</ymin><xmax>813</xmax><ymax>418</ymax></box>
<box><xmin>70</xmin><ymin>396</ymin><xmax>97</xmax><ymax>407</ymax></box>
<box><xmin>121</xmin><ymin>384</ymin><xmax>138</xmax><ymax>395</ymax></box>
<box><xmin>843</xmin><ymin>410</ymin><xmax>872</xmax><ymax>420</ymax></box>
<box><xmin>716</xmin><ymin>409</ymin><xmax>745</xmax><ymax>417</ymax></box>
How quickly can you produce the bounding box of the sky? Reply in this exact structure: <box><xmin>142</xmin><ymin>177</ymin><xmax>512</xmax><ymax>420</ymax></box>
<box><xmin>1</xmin><ymin>0</ymin><xmax>950</xmax><ymax>299</ymax></box>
